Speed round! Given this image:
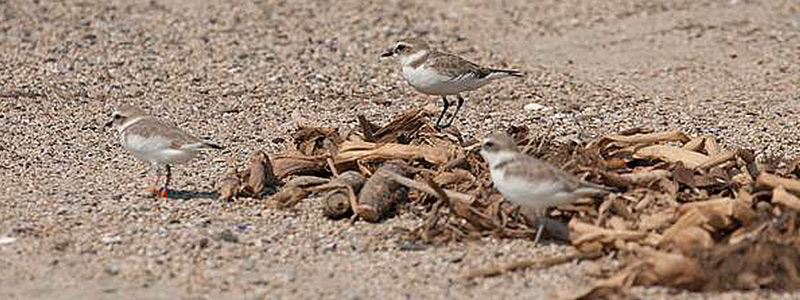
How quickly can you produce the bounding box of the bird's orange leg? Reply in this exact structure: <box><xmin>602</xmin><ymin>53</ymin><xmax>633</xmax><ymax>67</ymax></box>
<box><xmin>158</xmin><ymin>165</ymin><xmax>171</xmax><ymax>199</ymax></box>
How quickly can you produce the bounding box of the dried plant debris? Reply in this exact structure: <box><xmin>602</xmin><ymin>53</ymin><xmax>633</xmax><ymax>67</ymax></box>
<box><xmin>216</xmin><ymin>150</ymin><xmax>280</xmax><ymax>200</ymax></box>
<box><xmin>356</xmin><ymin>160</ymin><xmax>410</xmax><ymax>222</ymax></box>
<box><xmin>318</xmin><ymin>171</ymin><xmax>366</xmax><ymax>219</ymax></box>
<box><xmin>563</xmin><ymin>127</ymin><xmax>800</xmax><ymax>296</ymax></box>
<box><xmin>248</xmin><ymin>150</ymin><xmax>278</xmax><ymax>197</ymax></box>
<box><xmin>228</xmin><ymin>108</ymin><xmax>800</xmax><ymax>295</ymax></box>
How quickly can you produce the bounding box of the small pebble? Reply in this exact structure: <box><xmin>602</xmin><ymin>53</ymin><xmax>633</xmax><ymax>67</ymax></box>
<box><xmin>523</xmin><ymin>103</ymin><xmax>554</xmax><ymax>112</ymax></box>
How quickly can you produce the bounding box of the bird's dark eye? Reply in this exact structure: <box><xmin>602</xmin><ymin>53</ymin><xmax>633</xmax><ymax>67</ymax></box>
<box><xmin>483</xmin><ymin>141</ymin><xmax>494</xmax><ymax>150</ymax></box>
<box><xmin>113</xmin><ymin>115</ymin><xmax>121</xmax><ymax>119</ymax></box>
<box><xmin>396</xmin><ymin>44</ymin><xmax>406</xmax><ymax>51</ymax></box>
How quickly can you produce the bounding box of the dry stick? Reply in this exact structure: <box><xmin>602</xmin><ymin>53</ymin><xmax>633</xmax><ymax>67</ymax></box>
<box><xmin>318</xmin><ymin>171</ymin><xmax>367</xmax><ymax>219</ymax></box>
<box><xmin>462</xmin><ymin>250</ymin><xmax>602</xmax><ymax>280</ymax></box>
<box><xmin>346</xmin><ymin>184</ymin><xmax>362</xmax><ymax>224</ymax></box>
<box><xmin>757</xmin><ymin>172</ymin><xmax>800</xmax><ymax>194</ymax></box>
<box><xmin>326</xmin><ymin>156</ymin><xmax>339</xmax><ymax>178</ymax></box>
<box><xmin>423</xmin><ymin>178</ymin><xmax>450</xmax><ymax>240</ymax></box>
<box><xmin>696</xmin><ymin>149</ymin><xmax>737</xmax><ymax>171</ymax></box>
<box><xmin>383</xmin><ymin>170</ymin><xmax>472</xmax><ymax>204</ymax></box>
<box><xmin>387</xmin><ymin>171</ymin><xmax>499</xmax><ymax>231</ymax></box>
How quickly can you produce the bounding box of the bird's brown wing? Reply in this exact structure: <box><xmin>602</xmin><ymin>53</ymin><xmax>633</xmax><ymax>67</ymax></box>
<box><xmin>126</xmin><ymin>117</ymin><xmax>218</xmax><ymax>150</ymax></box>
<box><xmin>501</xmin><ymin>154</ymin><xmax>606</xmax><ymax>195</ymax></box>
<box><xmin>425</xmin><ymin>51</ymin><xmax>493</xmax><ymax>80</ymax></box>
<box><xmin>499</xmin><ymin>155</ymin><xmax>578</xmax><ymax>191</ymax></box>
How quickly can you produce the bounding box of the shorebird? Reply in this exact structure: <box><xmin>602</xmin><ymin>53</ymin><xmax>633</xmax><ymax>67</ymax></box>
<box><xmin>479</xmin><ymin>133</ymin><xmax>610</xmax><ymax>242</ymax></box>
<box><xmin>381</xmin><ymin>38</ymin><xmax>522</xmax><ymax>128</ymax></box>
<box><xmin>106</xmin><ymin>105</ymin><xmax>223</xmax><ymax>197</ymax></box>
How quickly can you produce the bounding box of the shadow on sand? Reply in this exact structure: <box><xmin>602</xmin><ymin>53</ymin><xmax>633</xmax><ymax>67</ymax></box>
<box><xmin>164</xmin><ymin>190</ymin><xmax>218</xmax><ymax>200</ymax></box>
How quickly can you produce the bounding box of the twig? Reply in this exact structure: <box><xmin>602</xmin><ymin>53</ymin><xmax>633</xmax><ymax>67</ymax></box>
<box><xmin>462</xmin><ymin>250</ymin><xmax>601</xmax><ymax>280</ymax></box>
<box><xmin>326</xmin><ymin>156</ymin><xmax>339</xmax><ymax>177</ymax></box>
<box><xmin>383</xmin><ymin>170</ymin><xmax>472</xmax><ymax>204</ymax></box>
<box><xmin>422</xmin><ymin>178</ymin><xmax>450</xmax><ymax>242</ymax></box>
<box><xmin>346</xmin><ymin>184</ymin><xmax>361</xmax><ymax>222</ymax></box>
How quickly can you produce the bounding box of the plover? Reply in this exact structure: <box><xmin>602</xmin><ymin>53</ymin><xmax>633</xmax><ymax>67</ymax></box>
<box><xmin>106</xmin><ymin>105</ymin><xmax>223</xmax><ymax>197</ymax></box>
<box><xmin>381</xmin><ymin>38</ymin><xmax>523</xmax><ymax>128</ymax></box>
<box><xmin>479</xmin><ymin>133</ymin><xmax>609</xmax><ymax>241</ymax></box>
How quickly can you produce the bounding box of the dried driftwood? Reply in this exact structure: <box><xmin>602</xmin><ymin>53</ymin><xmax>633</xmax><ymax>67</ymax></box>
<box><xmin>248</xmin><ymin>150</ymin><xmax>278</xmax><ymax>198</ymax></box>
<box><xmin>315</xmin><ymin>171</ymin><xmax>367</xmax><ymax>219</ymax></box>
<box><xmin>217</xmin><ymin>170</ymin><xmax>245</xmax><ymax>201</ymax></box>
<box><xmin>357</xmin><ymin>160</ymin><xmax>410</xmax><ymax>222</ymax></box>
<box><xmin>273</xmin><ymin>155</ymin><xmax>330</xmax><ymax>178</ymax></box>
<box><xmin>336</xmin><ymin>140</ymin><xmax>450</xmax><ymax>166</ymax></box>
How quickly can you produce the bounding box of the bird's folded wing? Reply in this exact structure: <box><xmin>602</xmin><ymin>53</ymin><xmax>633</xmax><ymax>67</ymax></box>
<box><xmin>426</xmin><ymin>51</ymin><xmax>491</xmax><ymax>80</ymax></box>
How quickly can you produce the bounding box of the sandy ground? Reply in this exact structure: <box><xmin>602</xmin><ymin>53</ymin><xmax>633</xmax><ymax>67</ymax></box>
<box><xmin>1</xmin><ymin>0</ymin><xmax>800</xmax><ymax>299</ymax></box>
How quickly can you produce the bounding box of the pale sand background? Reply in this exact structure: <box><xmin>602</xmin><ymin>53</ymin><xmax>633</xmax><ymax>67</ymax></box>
<box><xmin>1</xmin><ymin>0</ymin><xmax>799</xmax><ymax>299</ymax></box>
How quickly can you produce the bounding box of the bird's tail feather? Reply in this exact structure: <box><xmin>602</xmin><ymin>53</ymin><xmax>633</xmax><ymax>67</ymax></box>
<box><xmin>183</xmin><ymin>141</ymin><xmax>224</xmax><ymax>150</ymax></box>
<box><xmin>487</xmin><ymin>68</ymin><xmax>524</xmax><ymax>79</ymax></box>
<box><xmin>204</xmin><ymin>142</ymin><xmax>224</xmax><ymax>150</ymax></box>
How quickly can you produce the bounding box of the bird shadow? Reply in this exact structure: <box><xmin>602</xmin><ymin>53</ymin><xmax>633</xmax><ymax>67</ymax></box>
<box><xmin>165</xmin><ymin>190</ymin><xmax>218</xmax><ymax>200</ymax></box>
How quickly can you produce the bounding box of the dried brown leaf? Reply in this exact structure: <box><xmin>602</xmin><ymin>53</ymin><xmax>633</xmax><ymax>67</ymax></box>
<box><xmin>336</xmin><ymin>140</ymin><xmax>451</xmax><ymax>166</ymax></box>
<box><xmin>634</xmin><ymin>145</ymin><xmax>709</xmax><ymax>169</ymax></box>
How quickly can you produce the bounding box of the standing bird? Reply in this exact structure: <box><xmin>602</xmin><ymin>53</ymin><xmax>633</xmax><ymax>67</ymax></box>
<box><xmin>106</xmin><ymin>105</ymin><xmax>223</xmax><ymax>197</ymax></box>
<box><xmin>479</xmin><ymin>133</ymin><xmax>610</xmax><ymax>242</ymax></box>
<box><xmin>381</xmin><ymin>38</ymin><xmax>523</xmax><ymax>128</ymax></box>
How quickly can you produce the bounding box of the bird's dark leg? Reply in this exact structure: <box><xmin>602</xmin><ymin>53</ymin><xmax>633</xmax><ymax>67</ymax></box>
<box><xmin>444</xmin><ymin>94</ymin><xmax>465</xmax><ymax>128</ymax></box>
<box><xmin>532</xmin><ymin>223</ymin><xmax>545</xmax><ymax>246</ymax></box>
<box><xmin>434</xmin><ymin>95</ymin><xmax>451</xmax><ymax>128</ymax></box>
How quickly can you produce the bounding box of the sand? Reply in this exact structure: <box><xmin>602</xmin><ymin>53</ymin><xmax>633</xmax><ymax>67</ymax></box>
<box><xmin>1</xmin><ymin>0</ymin><xmax>799</xmax><ymax>299</ymax></box>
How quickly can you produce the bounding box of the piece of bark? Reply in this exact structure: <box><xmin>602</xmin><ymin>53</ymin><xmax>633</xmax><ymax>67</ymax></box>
<box><xmin>287</xmin><ymin>175</ymin><xmax>330</xmax><ymax>188</ymax></box>
<box><xmin>336</xmin><ymin>140</ymin><xmax>450</xmax><ymax>166</ymax></box>
<box><xmin>681</xmin><ymin>136</ymin><xmax>706</xmax><ymax>152</ymax></box>
<box><xmin>273</xmin><ymin>155</ymin><xmax>330</xmax><ymax>179</ymax></box>
<box><xmin>357</xmin><ymin>115</ymin><xmax>380</xmax><ymax>142</ymax></box>
<box><xmin>357</xmin><ymin>160</ymin><xmax>410</xmax><ymax>222</ymax></box>
<box><xmin>382</xmin><ymin>169</ymin><xmax>473</xmax><ymax>205</ymax></box>
<box><xmin>634</xmin><ymin>145</ymin><xmax>709</xmax><ymax>169</ymax></box>
<box><xmin>370</xmin><ymin>108</ymin><xmax>427</xmax><ymax>143</ymax></box>
<box><xmin>772</xmin><ymin>185</ymin><xmax>800</xmax><ymax>212</ymax></box>
<box><xmin>442</xmin><ymin>153</ymin><xmax>469</xmax><ymax>170</ymax></box>
<box><xmin>757</xmin><ymin>172</ymin><xmax>800</xmax><ymax>194</ymax></box>
<box><xmin>696</xmin><ymin>149</ymin><xmax>737</xmax><ymax>171</ymax></box>
<box><xmin>248</xmin><ymin>150</ymin><xmax>278</xmax><ymax>198</ymax></box>
<box><xmin>703</xmin><ymin>135</ymin><xmax>721</xmax><ymax>156</ymax></box>
<box><xmin>217</xmin><ymin>173</ymin><xmax>243</xmax><ymax>201</ymax></box>
<box><xmin>292</xmin><ymin>126</ymin><xmax>339</xmax><ymax>156</ymax></box>
<box><xmin>270</xmin><ymin>185</ymin><xmax>310</xmax><ymax>209</ymax></box>
<box><xmin>321</xmin><ymin>171</ymin><xmax>367</xmax><ymax>219</ymax></box>
<box><xmin>609</xmin><ymin>130</ymin><xmax>690</xmax><ymax>144</ymax></box>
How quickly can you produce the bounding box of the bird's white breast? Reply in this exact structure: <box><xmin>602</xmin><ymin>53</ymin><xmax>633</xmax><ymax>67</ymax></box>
<box><xmin>401</xmin><ymin>56</ymin><xmax>490</xmax><ymax>95</ymax></box>
<box><xmin>402</xmin><ymin>65</ymin><xmax>462</xmax><ymax>95</ymax></box>
<box><xmin>487</xmin><ymin>153</ymin><xmax>580</xmax><ymax>211</ymax></box>
<box><xmin>121</xmin><ymin>132</ymin><xmax>198</xmax><ymax>164</ymax></box>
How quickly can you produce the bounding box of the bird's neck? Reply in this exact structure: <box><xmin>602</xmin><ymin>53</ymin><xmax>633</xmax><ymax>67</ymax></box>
<box><xmin>487</xmin><ymin>151</ymin><xmax>519</xmax><ymax>170</ymax></box>
<box><xmin>402</xmin><ymin>50</ymin><xmax>429</xmax><ymax>69</ymax></box>
<box><xmin>118</xmin><ymin>116</ymin><xmax>146</xmax><ymax>132</ymax></box>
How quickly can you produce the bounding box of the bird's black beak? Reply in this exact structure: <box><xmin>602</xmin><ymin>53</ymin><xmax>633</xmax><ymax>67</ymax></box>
<box><xmin>104</xmin><ymin>118</ymin><xmax>114</xmax><ymax>128</ymax></box>
<box><xmin>380</xmin><ymin>49</ymin><xmax>394</xmax><ymax>58</ymax></box>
